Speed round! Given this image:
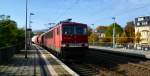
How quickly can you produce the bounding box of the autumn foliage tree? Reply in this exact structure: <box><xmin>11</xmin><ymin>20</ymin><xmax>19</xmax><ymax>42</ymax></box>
<box><xmin>88</xmin><ymin>33</ymin><xmax>99</xmax><ymax>43</ymax></box>
<box><xmin>135</xmin><ymin>31</ymin><xmax>141</xmax><ymax>44</ymax></box>
<box><xmin>117</xmin><ymin>31</ymin><xmax>128</xmax><ymax>44</ymax></box>
<box><xmin>87</xmin><ymin>26</ymin><xmax>98</xmax><ymax>43</ymax></box>
<box><xmin>96</xmin><ymin>26</ymin><xmax>107</xmax><ymax>33</ymax></box>
<box><xmin>87</xmin><ymin>26</ymin><xmax>92</xmax><ymax>36</ymax></box>
<box><xmin>124</xmin><ymin>21</ymin><xmax>135</xmax><ymax>43</ymax></box>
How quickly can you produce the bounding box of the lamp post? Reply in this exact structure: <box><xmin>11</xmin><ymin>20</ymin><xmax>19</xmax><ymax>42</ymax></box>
<box><xmin>112</xmin><ymin>17</ymin><xmax>116</xmax><ymax>48</ymax></box>
<box><xmin>29</xmin><ymin>13</ymin><xmax>34</xmax><ymax>47</ymax></box>
<box><xmin>92</xmin><ymin>24</ymin><xmax>94</xmax><ymax>46</ymax></box>
<box><xmin>25</xmin><ymin>0</ymin><xmax>28</xmax><ymax>58</ymax></box>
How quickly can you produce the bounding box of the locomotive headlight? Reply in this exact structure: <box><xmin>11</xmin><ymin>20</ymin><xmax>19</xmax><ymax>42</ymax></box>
<box><xmin>82</xmin><ymin>43</ymin><xmax>88</xmax><ymax>47</ymax></box>
<box><xmin>62</xmin><ymin>44</ymin><xmax>66</xmax><ymax>47</ymax></box>
<box><xmin>62</xmin><ymin>44</ymin><xmax>69</xmax><ymax>47</ymax></box>
<box><xmin>84</xmin><ymin>43</ymin><xmax>88</xmax><ymax>46</ymax></box>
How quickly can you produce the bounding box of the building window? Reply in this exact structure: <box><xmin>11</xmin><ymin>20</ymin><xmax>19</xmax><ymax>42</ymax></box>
<box><xmin>137</xmin><ymin>23</ymin><xmax>140</xmax><ymax>26</ymax></box>
<box><xmin>138</xmin><ymin>17</ymin><xmax>144</xmax><ymax>21</ymax></box>
<box><xmin>140</xmin><ymin>23</ymin><xmax>142</xmax><ymax>26</ymax></box>
<box><xmin>142</xmin><ymin>22</ymin><xmax>148</xmax><ymax>25</ymax></box>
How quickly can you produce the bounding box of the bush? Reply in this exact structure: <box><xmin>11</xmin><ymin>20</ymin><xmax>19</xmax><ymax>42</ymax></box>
<box><xmin>0</xmin><ymin>19</ymin><xmax>25</xmax><ymax>48</ymax></box>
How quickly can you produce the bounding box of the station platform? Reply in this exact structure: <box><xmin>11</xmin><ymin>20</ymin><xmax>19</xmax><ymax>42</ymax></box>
<box><xmin>0</xmin><ymin>49</ymin><xmax>41</xmax><ymax>76</ymax></box>
<box><xmin>34</xmin><ymin>44</ymin><xmax>79</xmax><ymax>76</ymax></box>
<box><xmin>0</xmin><ymin>44</ymin><xmax>79</xmax><ymax>76</ymax></box>
<box><xmin>89</xmin><ymin>46</ymin><xmax>150</xmax><ymax>59</ymax></box>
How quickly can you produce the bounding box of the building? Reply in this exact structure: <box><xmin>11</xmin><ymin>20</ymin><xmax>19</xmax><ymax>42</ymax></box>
<box><xmin>135</xmin><ymin>16</ymin><xmax>150</xmax><ymax>45</ymax></box>
<box><xmin>95</xmin><ymin>26</ymin><xmax>107</xmax><ymax>41</ymax></box>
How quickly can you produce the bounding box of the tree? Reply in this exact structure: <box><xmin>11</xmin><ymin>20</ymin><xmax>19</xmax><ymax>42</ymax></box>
<box><xmin>135</xmin><ymin>31</ymin><xmax>141</xmax><ymax>44</ymax></box>
<box><xmin>124</xmin><ymin>21</ymin><xmax>135</xmax><ymax>43</ymax></box>
<box><xmin>0</xmin><ymin>20</ymin><xmax>17</xmax><ymax>46</ymax></box>
<box><xmin>88</xmin><ymin>33</ymin><xmax>99</xmax><ymax>42</ymax></box>
<box><xmin>0</xmin><ymin>15</ymin><xmax>11</xmax><ymax>20</ymax></box>
<box><xmin>104</xmin><ymin>23</ymin><xmax>123</xmax><ymax>42</ymax></box>
<box><xmin>0</xmin><ymin>18</ymin><xmax>25</xmax><ymax>47</ymax></box>
<box><xmin>16</xmin><ymin>28</ymin><xmax>25</xmax><ymax>43</ymax></box>
<box><xmin>87</xmin><ymin>26</ymin><xmax>92</xmax><ymax>36</ymax></box>
<box><xmin>117</xmin><ymin>31</ymin><xmax>128</xmax><ymax>44</ymax></box>
<box><xmin>96</xmin><ymin>26</ymin><xmax>107</xmax><ymax>33</ymax></box>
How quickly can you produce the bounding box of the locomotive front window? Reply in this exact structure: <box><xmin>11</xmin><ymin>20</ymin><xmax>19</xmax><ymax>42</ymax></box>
<box><xmin>63</xmin><ymin>26</ymin><xmax>74</xmax><ymax>35</ymax></box>
<box><xmin>63</xmin><ymin>25</ymin><xmax>87</xmax><ymax>35</ymax></box>
<box><xmin>75</xmin><ymin>26</ymin><xmax>87</xmax><ymax>35</ymax></box>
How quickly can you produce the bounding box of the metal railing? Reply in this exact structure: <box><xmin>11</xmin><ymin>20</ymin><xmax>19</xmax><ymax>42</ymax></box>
<box><xmin>89</xmin><ymin>42</ymin><xmax>150</xmax><ymax>51</ymax></box>
<box><xmin>0</xmin><ymin>43</ymin><xmax>24</xmax><ymax>63</ymax></box>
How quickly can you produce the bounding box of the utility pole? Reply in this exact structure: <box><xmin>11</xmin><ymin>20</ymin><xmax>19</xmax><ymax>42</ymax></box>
<box><xmin>25</xmin><ymin>0</ymin><xmax>28</xmax><ymax>58</ymax></box>
<box><xmin>92</xmin><ymin>24</ymin><xmax>94</xmax><ymax>46</ymax></box>
<box><xmin>112</xmin><ymin>17</ymin><xmax>116</xmax><ymax>48</ymax></box>
<box><xmin>29</xmin><ymin>13</ymin><xmax>34</xmax><ymax>48</ymax></box>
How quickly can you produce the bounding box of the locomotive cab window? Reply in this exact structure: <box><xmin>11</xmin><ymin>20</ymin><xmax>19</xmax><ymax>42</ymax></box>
<box><xmin>63</xmin><ymin>26</ymin><xmax>74</xmax><ymax>35</ymax></box>
<box><xmin>57</xmin><ymin>28</ymin><xmax>60</xmax><ymax>35</ymax></box>
<box><xmin>48</xmin><ymin>31</ymin><xmax>53</xmax><ymax>38</ymax></box>
<box><xmin>75</xmin><ymin>26</ymin><xmax>87</xmax><ymax>35</ymax></box>
<box><xmin>63</xmin><ymin>25</ymin><xmax>87</xmax><ymax>35</ymax></box>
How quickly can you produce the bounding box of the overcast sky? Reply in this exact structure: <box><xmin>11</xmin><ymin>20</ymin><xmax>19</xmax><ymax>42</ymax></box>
<box><xmin>0</xmin><ymin>0</ymin><xmax>150</xmax><ymax>30</ymax></box>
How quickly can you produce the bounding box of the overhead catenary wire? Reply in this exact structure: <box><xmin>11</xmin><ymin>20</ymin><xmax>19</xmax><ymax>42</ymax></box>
<box><xmin>54</xmin><ymin>0</ymin><xmax>80</xmax><ymax>22</ymax></box>
<box><xmin>115</xmin><ymin>3</ymin><xmax>150</xmax><ymax>17</ymax></box>
<box><xmin>90</xmin><ymin>1</ymin><xmax>150</xmax><ymax>24</ymax></box>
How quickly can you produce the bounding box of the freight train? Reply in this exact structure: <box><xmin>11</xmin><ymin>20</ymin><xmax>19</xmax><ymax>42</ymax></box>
<box><xmin>32</xmin><ymin>20</ymin><xmax>88</xmax><ymax>58</ymax></box>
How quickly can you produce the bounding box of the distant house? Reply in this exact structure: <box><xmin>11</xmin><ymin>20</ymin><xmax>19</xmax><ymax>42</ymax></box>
<box><xmin>135</xmin><ymin>16</ymin><xmax>150</xmax><ymax>45</ymax></box>
<box><xmin>95</xmin><ymin>26</ymin><xmax>108</xmax><ymax>41</ymax></box>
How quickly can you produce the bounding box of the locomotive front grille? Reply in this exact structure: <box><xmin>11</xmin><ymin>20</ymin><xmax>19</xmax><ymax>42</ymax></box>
<box><xmin>61</xmin><ymin>43</ymin><xmax>88</xmax><ymax>47</ymax></box>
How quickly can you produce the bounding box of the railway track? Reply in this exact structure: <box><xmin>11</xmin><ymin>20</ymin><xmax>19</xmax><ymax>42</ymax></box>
<box><xmin>89</xmin><ymin>49</ymin><xmax>150</xmax><ymax>76</ymax></box>
<box><xmin>62</xmin><ymin>49</ymin><xmax>150</xmax><ymax>76</ymax></box>
<box><xmin>64</xmin><ymin>60</ymin><xmax>100</xmax><ymax>76</ymax></box>
<box><xmin>39</xmin><ymin>45</ymin><xmax>150</xmax><ymax>76</ymax></box>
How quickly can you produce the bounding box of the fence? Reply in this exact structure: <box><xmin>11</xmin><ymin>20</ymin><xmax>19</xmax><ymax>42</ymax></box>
<box><xmin>89</xmin><ymin>42</ymin><xmax>150</xmax><ymax>51</ymax></box>
<box><xmin>0</xmin><ymin>43</ymin><xmax>24</xmax><ymax>63</ymax></box>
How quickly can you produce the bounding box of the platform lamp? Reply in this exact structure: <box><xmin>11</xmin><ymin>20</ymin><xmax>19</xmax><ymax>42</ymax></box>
<box><xmin>29</xmin><ymin>13</ymin><xmax>34</xmax><ymax>47</ymax></box>
<box><xmin>25</xmin><ymin>0</ymin><xmax>28</xmax><ymax>58</ymax></box>
<box><xmin>92</xmin><ymin>24</ymin><xmax>94</xmax><ymax>46</ymax></box>
<box><xmin>112</xmin><ymin>17</ymin><xmax>116</xmax><ymax>48</ymax></box>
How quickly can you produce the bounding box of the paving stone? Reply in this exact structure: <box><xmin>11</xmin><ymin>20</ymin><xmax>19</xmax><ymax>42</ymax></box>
<box><xmin>0</xmin><ymin>45</ymin><xmax>78</xmax><ymax>76</ymax></box>
<box><xmin>0</xmin><ymin>49</ymin><xmax>42</xmax><ymax>76</ymax></box>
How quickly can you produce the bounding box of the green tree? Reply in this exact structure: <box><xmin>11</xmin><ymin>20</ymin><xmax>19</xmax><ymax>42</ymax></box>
<box><xmin>0</xmin><ymin>15</ymin><xmax>11</xmax><ymax>20</ymax></box>
<box><xmin>16</xmin><ymin>28</ymin><xmax>25</xmax><ymax>43</ymax></box>
<box><xmin>0</xmin><ymin>20</ymin><xmax>17</xmax><ymax>46</ymax></box>
<box><xmin>0</xmin><ymin>17</ymin><xmax>25</xmax><ymax>47</ymax></box>
<box><xmin>104</xmin><ymin>23</ymin><xmax>123</xmax><ymax>42</ymax></box>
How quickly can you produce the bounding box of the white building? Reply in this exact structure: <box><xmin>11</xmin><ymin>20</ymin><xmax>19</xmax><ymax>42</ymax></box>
<box><xmin>135</xmin><ymin>16</ymin><xmax>150</xmax><ymax>45</ymax></box>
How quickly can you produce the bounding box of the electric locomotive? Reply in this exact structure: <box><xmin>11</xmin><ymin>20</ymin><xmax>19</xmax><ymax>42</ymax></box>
<box><xmin>38</xmin><ymin>19</ymin><xmax>88</xmax><ymax>58</ymax></box>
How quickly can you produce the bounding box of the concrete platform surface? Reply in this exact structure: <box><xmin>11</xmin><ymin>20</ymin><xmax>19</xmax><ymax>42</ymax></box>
<box><xmin>0</xmin><ymin>44</ymin><xmax>79</xmax><ymax>76</ymax></box>
<box><xmin>0</xmin><ymin>50</ymin><xmax>41</xmax><ymax>76</ymax></box>
<box><xmin>34</xmin><ymin>44</ymin><xmax>79</xmax><ymax>76</ymax></box>
<box><xmin>89</xmin><ymin>46</ymin><xmax>150</xmax><ymax>59</ymax></box>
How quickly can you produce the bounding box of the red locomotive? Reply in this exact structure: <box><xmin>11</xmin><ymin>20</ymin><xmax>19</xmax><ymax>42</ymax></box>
<box><xmin>33</xmin><ymin>20</ymin><xmax>88</xmax><ymax>58</ymax></box>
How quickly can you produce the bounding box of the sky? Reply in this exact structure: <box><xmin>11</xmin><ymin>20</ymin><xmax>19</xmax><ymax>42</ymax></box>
<box><xmin>0</xmin><ymin>0</ymin><xmax>150</xmax><ymax>31</ymax></box>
